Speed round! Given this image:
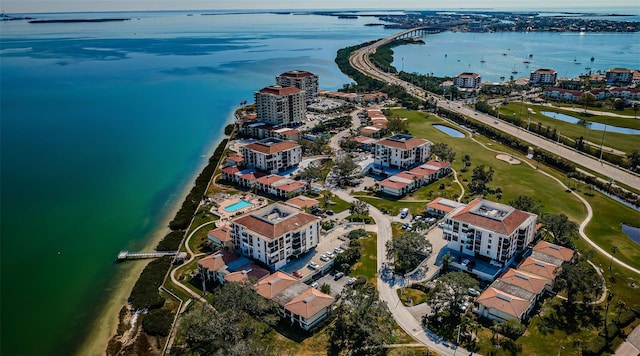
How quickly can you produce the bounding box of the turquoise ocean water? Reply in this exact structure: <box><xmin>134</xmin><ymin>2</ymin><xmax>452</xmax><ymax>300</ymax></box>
<box><xmin>0</xmin><ymin>10</ymin><xmax>638</xmax><ymax>355</ymax></box>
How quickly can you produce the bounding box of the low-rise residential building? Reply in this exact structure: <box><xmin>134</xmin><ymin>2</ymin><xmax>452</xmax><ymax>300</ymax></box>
<box><xmin>276</xmin><ymin>70</ymin><xmax>319</xmax><ymax>103</ymax></box>
<box><xmin>376</xmin><ymin>160</ymin><xmax>451</xmax><ymax>197</ymax></box>
<box><xmin>529</xmin><ymin>68</ymin><xmax>557</xmax><ymax>85</ymax></box>
<box><xmin>353</xmin><ymin>136</ymin><xmax>378</xmax><ymax>152</ymax></box>
<box><xmin>231</xmin><ymin>203</ymin><xmax>321</xmax><ymax>270</ymax></box>
<box><xmin>476</xmin><ymin>287</ymin><xmax>534</xmax><ymax>323</ymax></box>
<box><xmin>426</xmin><ymin>197</ymin><xmax>466</xmax><ymax>218</ymax></box>
<box><xmin>207</xmin><ymin>224</ymin><xmax>233</xmax><ymax>249</ymax></box>
<box><xmin>226</xmin><ymin>154</ymin><xmax>244</xmax><ymax>167</ymax></box>
<box><xmin>517</xmin><ymin>257</ymin><xmax>559</xmax><ymax>288</ymax></box>
<box><xmin>606</xmin><ymin>68</ymin><xmax>633</xmax><ymax>84</ymax></box>
<box><xmin>442</xmin><ymin>198</ymin><xmax>537</xmax><ymax>266</ymax></box>
<box><xmin>253</xmin><ymin>272</ymin><xmax>334</xmax><ymax>330</ymax></box>
<box><xmin>453</xmin><ymin>72</ymin><xmax>482</xmax><ymax>88</ymax></box>
<box><xmin>197</xmin><ymin>250</ymin><xmax>270</xmax><ymax>285</ymax></box>
<box><xmin>531</xmin><ymin>241</ymin><xmax>574</xmax><ymax>266</ymax></box>
<box><xmin>374</xmin><ymin>134</ymin><xmax>432</xmax><ymax>170</ymax></box>
<box><xmin>543</xmin><ymin>87</ymin><xmax>583</xmax><ymax>102</ymax></box>
<box><xmin>255</xmin><ymin>85</ymin><xmax>306</xmax><ymax>126</ymax></box>
<box><xmin>241</xmin><ymin>138</ymin><xmax>302</xmax><ymax>173</ymax></box>
<box><xmin>285</xmin><ymin>196</ymin><xmax>320</xmax><ymax>210</ymax></box>
<box><xmin>239</xmin><ymin>122</ymin><xmax>301</xmax><ymax>142</ymax></box>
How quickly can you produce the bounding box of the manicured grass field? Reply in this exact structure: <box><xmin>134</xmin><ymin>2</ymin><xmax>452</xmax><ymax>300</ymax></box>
<box><xmin>353</xmin><ymin>194</ymin><xmax>428</xmax><ymax>217</ymax></box>
<box><xmin>319</xmin><ymin>190</ymin><xmax>351</xmax><ymax>213</ymax></box>
<box><xmin>500</xmin><ymin>103</ymin><xmax>639</xmax><ymax>155</ymax></box>
<box><xmin>397</xmin><ymin>287</ymin><xmax>428</xmax><ymax>306</ymax></box>
<box><xmin>352</xmin><ymin>233</ymin><xmax>378</xmax><ymax>285</ymax></box>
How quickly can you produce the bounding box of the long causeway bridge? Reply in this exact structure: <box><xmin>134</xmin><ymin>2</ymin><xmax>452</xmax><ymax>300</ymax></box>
<box><xmin>117</xmin><ymin>250</ymin><xmax>177</xmax><ymax>261</ymax></box>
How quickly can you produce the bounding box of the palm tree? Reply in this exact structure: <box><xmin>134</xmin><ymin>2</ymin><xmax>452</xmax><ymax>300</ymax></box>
<box><xmin>609</xmin><ymin>245</ymin><xmax>618</xmax><ymax>271</ymax></box>
<box><xmin>616</xmin><ymin>300</ymin><xmax>627</xmax><ymax>324</ymax></box>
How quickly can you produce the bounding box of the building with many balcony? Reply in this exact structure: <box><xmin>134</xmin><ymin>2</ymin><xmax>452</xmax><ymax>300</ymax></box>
<box><xmin>442</xmin><ymin>198</ymin><xmax>537</xmax><ymax>266</ymax></box>
<box><xmin>231</xmin><ymin>203</ymin><xmax>320</xmax><ymax>270</ymax></box>
<box><xmin>529</xmin><ymin>68</ymin><xmax>557</xmax><ymax>85</ymax></box>
<box><xmin>453</xmin><ymin>72</ymin><xmax>482</xmax><ymax>88</ymax></box>
<box><xmin>255</xmin><ymin>85</ymin><xmax>306</xmax><ymax>126</ymax></box>
<box><xmin>606</xmin><ymin>68</ymin><xmax>633</xmax><ymax>84</ymax></box>
<box><xmin>374</xmin><ymin>134</ymin><xmax>432</xmax><ymax>170</ymax></box>
<box><xmin>241</xmin><ymin>138</ymin><xmax>302</xmax><ymax>173</ymax></box>
<box><xmin>276</xmin><ymin>70</ymin><xmax>319</xmax><ymax>103</ymax></box>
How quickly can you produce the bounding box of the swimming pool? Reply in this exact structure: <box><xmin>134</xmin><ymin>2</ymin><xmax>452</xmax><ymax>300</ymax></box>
<box><xmin>224</xmin><ymin>200</ymin><xmax>253</xmax><ymax>213</ymax></box>
<box><xmin>433</xmin><ymin>124</ymin><xmax>465</xmax><ymax>138</ymax></box>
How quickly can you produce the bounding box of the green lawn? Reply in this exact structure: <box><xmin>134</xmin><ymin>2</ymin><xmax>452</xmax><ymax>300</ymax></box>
<box><xmin>403</xmin><ymin>175</ymin><xmax>462</xmax><ymax>201</ymax></box>
<box><xmin>352</xmin><ymin>233</ymin><xmax>378</xmax><ymax>285</ymax></box>
<box><xmin>397</xmin><ymin>287</ymin><xmax>428</xmax><ymax>306</ymax></box>
<box><xmin>549</xmin><ymin>101</ymin><xmax>640</xmax><ymax>120</ymax></box>
<box><xmin>353</xmin><ymin>194</ymin><xmax>427</xmax><ymax>217</ymax></box>
<box><xmin>500</xmin><ymin>103</ymin><xmax>639</xmax><ymax>155</ymax></box>
<box><xmin>320</xmin><ymin>191</ymin><xmax>351</xmax><ymax>213</ymax></box>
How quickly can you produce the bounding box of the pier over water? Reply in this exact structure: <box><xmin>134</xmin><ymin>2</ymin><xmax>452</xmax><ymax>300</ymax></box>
<box><xmin>117</xmin><ymin>250</ymin><xmax>177</xmax><ymax>261</ymax></box>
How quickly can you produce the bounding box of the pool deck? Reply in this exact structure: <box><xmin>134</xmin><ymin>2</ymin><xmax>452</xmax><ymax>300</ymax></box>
<box><xmin>209</xmin><ymin>193</ymin><xmax>266</xmax><ymax>221</ymax></box>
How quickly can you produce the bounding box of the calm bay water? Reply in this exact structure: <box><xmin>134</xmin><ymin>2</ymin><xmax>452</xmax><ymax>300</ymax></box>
<box><xmin>392</xmin><ymin>31</ymin><xmax>640</xmax><ymax>82</ymax></box>
<box><xmin>1</xmin><ymin>10</ymin><xmax>638</xmax><ymax>356</ymax></box>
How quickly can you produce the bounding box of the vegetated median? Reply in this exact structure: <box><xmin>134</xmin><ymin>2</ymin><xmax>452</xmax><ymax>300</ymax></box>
<box><xmin>106</xmin><ymin>130</ymin><xmax>232</xmax><ymax>355</ymax></box>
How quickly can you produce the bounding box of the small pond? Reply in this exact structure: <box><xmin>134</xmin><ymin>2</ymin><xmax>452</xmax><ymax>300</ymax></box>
<box><xmin>540</xmin><ymin>111</ymin><xmax>640</xmax><ymax>135</ymax></box>
<box><xmin>433</xmin><ymin>124</ymin><xmax>465</xmax><ymax>138</ymax></box>
<box><xmin>622</xmin><ymin>224</ymin><xmax>640</xmax><ymax>245</ymax></box>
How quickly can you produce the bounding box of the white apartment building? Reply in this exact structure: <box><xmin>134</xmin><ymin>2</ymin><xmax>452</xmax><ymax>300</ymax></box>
<box><xmin>241</xmin><ymin>138</ymin><xmax>302</xmax><ymax>173</ymax></box>
<box><xmin>231</xmin><ymin>203</ymin><xmax>321</xmax><ymax>270</ymax></box>
<box><xmin>606</xmin><ymin>68</ymin><xmax>633</xmax><ymax>84</ymax></box>
<box><xmin>374</xmin><ymin>134</ymin><xmax>432</xmax><ymax>170</ymax></box>
<box><xmin>453</xmin><ymin>72</ymin><xmax>482</xmax><ymax>88</ymax></box>
<box><xmin>442</xmin><ymin>198</ymin><xmax>537</xmax><ymax>266</ymax></box>
<box><xmin>529</xmin><ymin>68</ymin><xmax>557</xmax><ymax>85</ymax></box>
<box><xmin>276</xmin><ymin>70</ymin><xmax>319</xmax><ymax>103</ymax></box>
<box><xmin>255</xmin><ymin>85</ymin><xmax>306</xmax><ymax>126</ymax></box>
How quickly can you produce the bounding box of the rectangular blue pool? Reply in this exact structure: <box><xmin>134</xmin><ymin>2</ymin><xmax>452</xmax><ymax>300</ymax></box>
<box><xmin>224</xmin><ymin>199</ymin><xmax>253</xmax><ymax>213</ymax></box>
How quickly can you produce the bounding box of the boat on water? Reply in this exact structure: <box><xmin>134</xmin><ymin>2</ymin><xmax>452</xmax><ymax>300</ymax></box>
<box><xmin>591</xmin><ymin>56</ymin><xmax>595</xmax><ymax>62</ymax></box>
<box><xmin>523</xmin><ymin>60</ymin><xmax>530</xmax><ymax>64</ymax></box>
<box><xmin>529</xmin><ymin>54</ymin><xmax>533</xmax><ymax>58</ymax></box>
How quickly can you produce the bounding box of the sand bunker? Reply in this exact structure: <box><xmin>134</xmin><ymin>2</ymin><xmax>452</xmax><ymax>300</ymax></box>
<box><xmin>496</xmin><ymin>154</ymin><xmax>521</xmax><ymax>165</ymax></box>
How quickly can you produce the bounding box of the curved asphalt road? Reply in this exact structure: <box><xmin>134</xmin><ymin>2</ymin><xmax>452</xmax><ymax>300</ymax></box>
<box><xmin>348</xmin><ymin>29</ymin><xmax>640</xmax><ymax>192</ymax></box>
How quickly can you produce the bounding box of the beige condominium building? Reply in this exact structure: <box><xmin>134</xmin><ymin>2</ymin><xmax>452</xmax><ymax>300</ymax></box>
<box><xmin>255</xmin><ymin>85</ymin><xmax>306</xmax><ymax>126</ymax></box>
<box><xmin>374</xmin><ymin>134</ymin><xmax>432</xmax><ymax>170</ymax></box>
<box><xmin>231</xmin><ymin>203</ymin><xmax>320</xmax><ymax>270</ymax></box>
<box><xmin>241</xmin><ymin>137</ymin><xmax>302</xmax><ymax>173</ymax></box>
<box><xmin>276</xmin><ymin>70</ymin><xmax>319</xmax><ymax>103</ymax></box>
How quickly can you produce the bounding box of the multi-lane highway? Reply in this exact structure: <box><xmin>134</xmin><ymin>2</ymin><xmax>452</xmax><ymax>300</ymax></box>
<box><xmin>349</xmin><ymin>29</ymin><xmax>640</xmax><ymax>192</ymax></box>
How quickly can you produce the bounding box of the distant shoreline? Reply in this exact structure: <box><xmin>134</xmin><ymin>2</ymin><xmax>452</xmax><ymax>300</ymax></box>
<box><xmin>29</xmin><ymin>18</ymin><xmax>129</xmax><ymax>23</ymax></box>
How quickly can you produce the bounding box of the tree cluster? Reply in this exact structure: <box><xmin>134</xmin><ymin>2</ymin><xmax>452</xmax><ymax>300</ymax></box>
<box><xmin>129</xmin><ymin>256</ymin><xmax>172</xmax><ymax>310</ymax></box>
<box><xmin>327</xmin><ymin>284</ymin><xmax>394</xmax><ymax>356</ymax></box>
<box><xmin>468</xmin><ymin>165</ymin><xmax>494</xmax><ymax>196</ymax></box>
<box><xmin>170</xmin><ymin>138</ymin><xmax>228</xmax><ymax>230</ymax></box>
<box><xmin>385</xmin><ymin>231</ymin><xmax>432</xmax><ymax>274</ymax></box>
<box><xmin>430</xmin><ymin>142</ymin><xmax>456</xmax><ymax>162</ymax></box>
<box><xmin>424</xmin><ymin>272</ymin><xmax>478</xmax><ymax>339</ymax></box>
<box><xmin>542</xmin><ymin>212</ymin><xmax>579</xmax><ymax>248</ymax></box>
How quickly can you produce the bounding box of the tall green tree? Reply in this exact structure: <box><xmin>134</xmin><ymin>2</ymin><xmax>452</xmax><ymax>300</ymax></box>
<box><xmin>298</xmin><ymin>164</ymin><xmax>322</xmax><ymax>185</ymax></box>
<box><xmin>425</xmin><ymin>272</ymin><xmax>478</xmax><ymax>338</ymax></box>
<box><xmin>327</xmin><ymin>284</ymin><xmax>394</xmax><ymax>356</ymax></box>
<box><xmin>542</xmin><ymin>213</ymin><xmax>579</xmax><ymax>248</ymax></box>
<box><xmin>431</xmin><ymin>142</ymin><xmax>457</xmax><ymax>162</ymax></box>
<box><xmin>385</xmin><ymin>231</ymin><xmax>432</xmax><ymax>274</ymax></box>
<box><xmin>468</xmin><ymin>165</ymin><xmax>494</xmax><ymax>195</ymax></box>
<box><xmin>334</xmin><ymin>154</ymin><xmax>359</xmax><ymax>185</ymax></box>
<box><xmin>508</xmin><ymin>195</ymin><xmax>544</xmax><ymax>215</ymax></box>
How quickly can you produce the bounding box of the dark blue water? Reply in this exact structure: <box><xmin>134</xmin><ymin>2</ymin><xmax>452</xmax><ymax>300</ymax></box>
<box><xmin>622</xmin><ymin>224</ymin><xmax>640</xmax><ymax>245</ymax></box>
<box><xmin>0</xmin><ymin>11</ymin><xmax>393</xmax><ymax>355</ymax></box>
<box><xmin>540</xmin><ymin>111</ymin><xmax>640</xmax><ymax>135</ymax></box>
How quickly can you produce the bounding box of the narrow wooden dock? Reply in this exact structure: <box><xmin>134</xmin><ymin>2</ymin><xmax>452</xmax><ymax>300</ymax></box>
<box><xmin>117</xmin><ymin>250</ymin><xmax>177</xmax><ymax>261</ymax></box>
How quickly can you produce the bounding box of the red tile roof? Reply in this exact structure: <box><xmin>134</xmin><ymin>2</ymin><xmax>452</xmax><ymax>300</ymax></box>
<box><xmin>273</xmin><ymin>180</ymin><xmax>307</xmax><ymax>192</ymax></box>
<box><xmin>222</xmin><ymin>166</ymin><xmax>241</xmax><ymax>175</ymax></box>
<box><xmin>197</xmin><ymin>250</ymin><xmax>238</xmax><ymax>272</ymax></box>
<box><xmin>285</xmin><ymin>288</ymin><xmax>335</xmax><ymax>319</ymax></box>
<box><xmin>409</xmin><ymin>166</ymin><xmax>438</xmax><ymax>177</ymax></box>
<box><xmin>239</xmin><ymin>171</ymin><xmax>267</xmax><ymax>181</ymax></box>
<box><xmin>518</xmin><ymin>257</ymin><xmax>559</xmax><ymax>280</ymax></box>
<box><xmin>478</xmin><ymin>287</ymin><xmax>531</xmax><ymax>320</ymax></box>
<box><xmin>499</xmin><ymin>268</ymin><xmax>547</xmax><ymax>295</ymax></box>
<box><xmin>456</xmin><ymin>72</ymin><xmax>480</xmax><ymax>78</ymax></box>
<box><xmin>224</xmin><ymin>263</ymin><xmax>270</xmax><ymax>283</ymax></box>
<box><xmin>233</xmin><ymin>204</ymin><xmax>319</xmax><ymax>240</ymax></box>
<box><xmin>256</xmin><ymin>174</ymin><xmax>285</xmax><ymax>185</ymax></box>
<box><xmin>253</xmin><ymin>271</ymin><xmax>300</xmax><ymax>299</ymax></box>
<box><xmin>378</xmin><ymin>177</ymin><xmax>411</xmax><ymax>190</ymax></box>
<box><xmin>227</xmin><ymin>155</ymin><xmax>243</xmax><ymax>162</ymax></box>
<box><xmin>450</xmin><ymin>199</ymin><xmax>535</xmax><ymax>235</ymax></box>
<box><xmin>244</xmin><ymin>140</ymin><xmax>300</xmax><ymax>155</ymax></box>
<box><xmin>279</xmin><ymin>70</ymin><xmax>316</xmax><ymax>78</ymax></box>
<box><xmin>377</xmin><ymin>135</ymin><xmax>429</xmax><ymax>150</ymax></box>
<box><xmin>425</xmin><ymin>160</ymin><xmax>451</xmax><ymax>169</ymax></box>
<box><xmin>533</xmin><ymin>68</ymin><xmax>557</xmax><ymax>74</ymax></box>
<box><xmin>532</xmin><ymin>241</ymin><xmax>574</xmax><ymax>262</ymax></box>
<box><xmin>427</xmin><ymin>197</ymin><xmax>461</xmax><ymax>213</ymax></box>
<box><xmin>207</xmin><ymin>225</ymin><xmax>232</xmax><ymax>243</ymax></box>
<box><xmin>285</xmin><ymin>196</ymin><xmax>320</xmax><ymax>209</ymax></box>
<box><xmin>258</xmin><ymin>85</ymin><xmax>303</xmax><ymax>96</ymax></box>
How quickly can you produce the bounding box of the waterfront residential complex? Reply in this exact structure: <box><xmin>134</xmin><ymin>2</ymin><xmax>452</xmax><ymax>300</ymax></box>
<box><xmin>231</xmin><ymin>203</ymin><xmax>321</xmax><ymax>270</ymax></box>
<box><xmin>241</xmin><ymin>138</ymin><xmax>302</xmax><ymax>173</ymax></box>
<box><xmin>374</xmin><ymin>134</ymin><xmax>432</xmax><ymax>170</ymax></box>
<box><xmin>606</xmin><ymin>68</ymin><xmax>633</xmax><ymax>84</ymax></box>
<box><xmin>442</xmin><ymin>198</ymin><xmax>538</xmax><ymax>266</ymax></box>
<box><xmin>255</xmin><ymin>85</ymin><xmax>306</xmax><ymax>126</ymax></box>
<box><xmin>529</xmin><ymin>68</ymin><xmax>557</xmax><ymax>85</ymax></box>
<box><xmin>276</xmin><ymin>70</ymin><xmax>319</xmax><ymax>103</ymax></box>
<box><xmin>453</xmin><ymin>72</ymin><xmax>482</xmax><ymax>88</ymax></box>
